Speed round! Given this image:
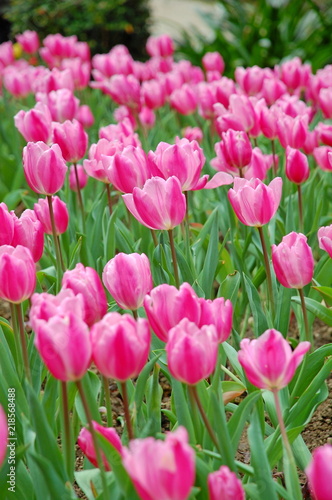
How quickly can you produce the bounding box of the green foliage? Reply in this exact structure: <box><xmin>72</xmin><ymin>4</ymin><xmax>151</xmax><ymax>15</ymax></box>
<box><xmin>176</xmin><ymin>0</ymin><xmax>332</xmax><ymax>75</ymax></box>
<box><xmin>3</xmin><ymin>0</ymin><xmax>151</xmax><ymax>58</ymax></box>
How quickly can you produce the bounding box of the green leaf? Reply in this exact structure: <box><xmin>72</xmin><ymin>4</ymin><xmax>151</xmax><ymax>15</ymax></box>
<box><xmin>217</xmin><ymin>271</ymin><xmax>241</xmax><ymax>305</ymax></box>
<box><xmin>171</xmin><ymin>379</ymin><xmax>196</xmax><ymax>444</ymax></box>
<box><xmin>243</xmin><ymin>273</ymin><xmax>269</xmax><ymax>336</ymax></box>
<box><xmin>75</xmin><ymin>371</ymin><xmax>102</xmax><ymax>425</ymax></box>
<box><xmin>291</xmin><ymin>296</ymin><xmax>332</xmax><ymax>326</ymax></box>
<box><xmin>311</xmin><ymin>285</ymin><xmax>332</xmax><ymax>307</ymax></box>
<box><xmin>227</xmin><ymin>391</ymin><xmax>261</xmax><ymax>454</ymax></box>
<box><xmin>199</xmin><ymin>210</ymin><xmax>219</xmax><ymax>298</ymax></box>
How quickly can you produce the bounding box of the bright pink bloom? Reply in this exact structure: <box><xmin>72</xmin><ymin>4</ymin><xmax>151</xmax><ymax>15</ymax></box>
<box><xmin>272</xmin><ymin>232</ymin><xmax>314</xmax><ymax>289</ymax></box>
<box><xmin>69</xmin><ymin>164</ymin><xmax>88</xmax><ymax>191</ymax></box>
<box><xmin>277</xmin><ymin>57</ymin><xmax>311</xmax><ymax>93</ymax></box>
<box><xmin>99</xmin><ymin>118</ymin><xmax>141</xmax><ymax>147</ymax></box>
<box><xmin>0</xmin><ymin>202</ymin><xmax>14</xmax><ymax>246</ymax></box>
<box><xmin>141</xmin><ymin>78</ymin><xmax>167</xmax><ymax>109</ymax></box>
<box><xmin>34</xmin><ymin>196</ymin><xmax>69</xmax><ymax>235</ymax></box>
<box><xmin>235</xmin><ymin>65</ymin><xmax>266</xmax><ymax>95</ymax></box>
<box><xmin>228</xmin><ymin>177</ymin><xmax>282</xmax><ymax>227</ymax></box>
<box><xmin>78</xmin><ymin>422</ymin><xmax>123</xmax><ymax>471</ymax></box>
<box><xmin>0</xmin><ymin>245</ymin><xmax>36</xmax><ymax>303</ymax></box>
<box><xmin>84</xmin><ymin>139</ymin><xmax>124</xmax><ymax>183</ymax></box>
<box><xmin>52</xmin><ymin>119</ymin><xmax>88</xmax><ymax>163</ymax></box>
<box><xmin>146</xmin><ymin>35</ymin><xmax>174</xmax><ymax>58</ymax></box>
<box><xmin>277</xmin><ymin>114</ymin><xmax>308</xmax><ymax>149</ymax></box>
<box><xmin>318</xmin><ymin>225</ymin><xmax>332</xmax><ymax>258</ymax></box>
<box><xmin>0</xmin><ymin>405</ymin><xmax>7</xmax><ymax>467</ymax></box>
<box><xmin>3</xmin><ymin>68</ymin><xmax>31</xmax><ymax>98</ymax></box>
<box><xmin>23</xmin><ymin>141</ymin><xmax>67</xmax><ymax>195</ymax></box>
<box><xmin>183</xmin><ymin>126</ymin><xmax>203</xmax><ymax>143</ymax></box>
<box><xmin>318</xmin><ymin>87</ymin><xmax>332</xmax><ymax>119</ymax></box>
<box><xmin>103</xmin><ymin>145</ymin><xmax>152</xmax><ymax>193</ymax></box>
<box><xmin>285</xmin><ymin>147</ymin><xmax>309</xmax><ymax>184</ymax></box>
<box><xmin>62</xmin><ymin>264</ymin><xmax>107</xmax><ymax>326</ymax></box>
<box><xmin>220</xmin><ymin>130</ymin><xmax>252</xmax><ymax>171</ymax></box>
<box><xmin>34</xmin><ymin>311</ymin><xmax>92</xmax><ymax>381</ymax></box>
<box><xmin>166</xmin><ymin>318</ymin><xmax>218</xmax><ymax>385</ymax></box>
<box><xmin>40</xmin><ymin>34</ymin><xmax>77</xmax><ymax>67</ymax></box>
<box><xmin>316</xmin><ymin>123</ymin><xmax>332</xmax><ymax>147</ymax></box>
<box><xmin>138</xmin><ymin>107</ymin><xmax>156</xmax><ymax>129</ymax></box>
<box><xmin>261</xmin><ymin>77</ymin><xmax>287</xmax><ymax>105</ymax></box>
<box><xmin>16</xmin><ymin>30</ymin><xmax>39</xmax><ymax>54</ymax></box>
<box><xmin>208</xmin><ymin>466</ymin><xmax>245</xmax><ymax>500</ymax></box>
<box><xmin>202</xmin><ymin>52</ymin><xmax>225</xmax><ymax>74</ymax></box>
<box><xmin>245</xmin><ymin>147</ymin><xmax>275</xmax><ymax>181</ymax></box>
<box><xmin>306</xmin><ymin>444</ymin><xmax>332</xmax><ymax>500</ymax></box>
<box><xmin>198</xmin><ymin>297</ymin><xmax>233</xmax><ymax>343</ymax></box>
<box><xmin>14</xmin><ymin>102</ymin><xmax>53</xmax><ymax>144</ymax></box>
<box><xmin>12</xmin><ymin>209</ymin><xmax>44</xmax><ymax>262</ymax></box>
<box><xmin>144</xmin><ymin>282</ymin><xmax>201</xmax><ymax>342</ymax></box>
<box><xmin>228</xmin><ymin>94</ymin><xmax>257</xmax><ymax>133</ymax></box>
<box><xmin>36</xmin><ymin>89</ymin><xmax>79</xmax><ymax>123</ymax></box>
<box><xmin>303</xmin><ymin>130</ymin><xmax>319</xmax><ymax>155</ymax></box>
<box><xmin>34</xmin><ymin>67</ymin><xmax>74</xmax><ymax>93</ymax></box>
<box><xmin>92</xmin><ymin>45</ymin><xmax>134</xmax><ymax>78</ymax></box>
<box><xmin>0</xmin><ymin>41</ymin><xmax>14</xmax><ymax>67</ymax></box>
<box><xmin>60</xmin><ymin>57</ymin><xmax>90</xmax><ymax>90</ymax></box>
<box><xmin>106</xmin><ymin>74</ymin><xmax>141</xmax><ymax>110</ymax></box>
<box><xmin>170</xmin><ymin>84</ymin><xmax>198</xmax><ymax>115</ymax></box>
<box><xmin>91</xmin><ymin>313</ymin><xmax>151</xmax><ymax>381</ymax></box>
<box><xmin>122</xmin><ymin>176</ymin><xmax>186</xmax><ymax>230</ymax></box>
<box><xmin>238</xmin><ymin>329</ymin><xmax>310</xmax><ymax>391</ymax></box>
<box><xmin>313</xmin><ymin>146</ymin><xmax>332</xmax><ymax>171</ymax></box>
<box><xmin>103</xmin><ymin>253</ymin><xmax>153</xmax><ymax>311</ymax></box>
<box><xmin>122</xmin><ymin>427</ymin><xmax>195</xmax><ymax>500</ymax></box>
<box><xmin>259</xmin><ymin>104</ymin><xmax>279</xmax><ymax>140</ymax></box>
<box><xmin>76</xmin><ymin>105</ymin><xmax>94</xmax><ymax>129</ymax></box>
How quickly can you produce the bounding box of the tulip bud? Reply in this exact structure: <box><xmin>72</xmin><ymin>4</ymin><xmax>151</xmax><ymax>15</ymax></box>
<box><xmin>305</xmin><ymin>444</ymin><xmax>332</xmax><ymax>500</ymax></box>
<box><xmin>202</xmin><ymin>52</ymin><xmax>225</xmax><ymax>74</ymax></box>
<box><xmin>16</xmin><ymin>30</ymin><xmax>39</xmax><ymax>54</ymax></box>
<box><xmin>221</xmin><ymin>130</ymin><xmax>252</xmax><ymax>171</ymax></box>
<box><xmin>52</xmin><ymin>119</ymin><xmax>88</xmax><ymax>163</ymax></box>
<box><xmin>285</xmin><ymin>146</ymin><xmax>310</xmax><ymax>184</ymax></box>
<box><xmin>14</xmin><ymin>102</ymin><xmax>53</xmax><ymax>143</ymax></box>
<box><xmin>78</xmin><ymin>421</ymin><xmax>122</xmax><ymax>471</ymax></box>
<box><xmin>318</xmin><ymin>224</ymin><xmax>332</xmax><ymax>258</ymax></box>
<box><xmin>0</xmin><ymin>245</ymin><xmax>36</xmax><ymax>303</ymax></box>
<box><xmin>34</xmin><ymin>196</ymin><xmax>69</xmax><ymax>235</ymax></box>
<box><xmin>12</xmin><ymin>209</ymin><xmax>44</xmax><ymax>262</ymax></box>
<box><xmin>208</xmin><ymin>466</ymin><xmax>245</xmax><ymax>500</ymax></box>
<box><xmin>198</xmin><ymin>297</ymin><xmax>233</xmax><ymax>343</ymax></box>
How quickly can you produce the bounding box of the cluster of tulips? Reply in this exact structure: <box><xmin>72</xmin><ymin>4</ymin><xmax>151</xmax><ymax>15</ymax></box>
<box><xmin>0</xmin><ymin>29</ymin><xmax>332</xmax><ymax>500</ymax></box>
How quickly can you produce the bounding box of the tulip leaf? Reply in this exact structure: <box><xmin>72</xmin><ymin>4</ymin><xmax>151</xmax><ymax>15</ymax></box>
<box><xmin>227</xmin><ymin>391</ymin><xmax>261</xmax><ymax>454</ymax></box>
<box><xmin>275</xmin><ymin>285</ymin><xmax>292</xmax><ymax>336</ymax></box>
<box><xmin>171</xmin><ymin>379</ymin><xmax>196</xmax><ymax>444</ymax></box>
<box><xmin>291</xmin><ymin>296</ymin><xmax>332</xmax><ymax>326</ymax></box>
<box><xmin>210</xmin><ymin>392</ymin><xmax>237</xmax><ymax>471</ymax></box>
<box><xmin>75</xmin><ymin>469</ymin><xmax>118</xmax><ymax>500</ymax></box>
<box><xmin>198</xmin><ymin>209</ymin><xmax>219</xmax><ymax>298</ymax></box>
<box><xmin>217</xmin><ymin>270</ymin><xmax>241</xmax><ymax>305</ymax></box>
<box><xmin>311</xmin><ymin>285</ymin><xmax>332</xmax><ymax>307</ymax></box>
<box><xmin>243</xmin><ymin>273</ymin><xmax>269</xmax><ymax>336</ymax></box>
<box><xmin>75</xmin><ymin>371</ymin><xmax>102</xmax><ymax>425</ymax></box>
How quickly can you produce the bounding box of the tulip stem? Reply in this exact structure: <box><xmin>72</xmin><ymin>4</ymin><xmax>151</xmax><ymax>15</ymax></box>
<box><xmin>168</xmin><ymin>229</ymin><xmax>180</xmax><ymax>288</ymax></box>
<box><xmin>120</xmin><ymin>381</ymin><xmax>134</xmax><ymax>441</ymax></box>
<box><xmin>298</xmin><ymin>288</ymin><xmax>313</xmax><ymax>348</ymax></box>
<box><xmin>239</xmin><ymin>167</ymin><xmax>244</xmax><ymax>178</ymax></box>
<box><xmin>132</xmin><ymin>309</ymin><xmax>138</xmax><ymax>320</ymax></box>
<box><xmin>105</xmin><ymin>184</ymin><xmax>112</xmax><ymax>215</ymax></box>
<box><xmin>188</xmin><ymin>385</ymin><xmax>220</xmax><ymax>453</ymax></box>
<box><xmin>15</xmin><ymin>304</ymin><xmax>31</xmax><ymax>384</ymax></box>
<box><xmin>60</xmin><ymin>381</ymin><xmax>73</xmax><ymax>479</ymax></box>
<box><xmin>76</xmin><ymin>380</ymin><xmax>109</xmax><ymax>499</ymax></box>
<box><xmin>297</xmin><ymin>185</ymin><xmax>303</xmax><ymax>233</ymax></box>
<box><xmin>73</xmin><ymin>162</ymin><xmax>85</xmax><ymax>232</ymax></box>
<box><xmin>271</xmin><ymin>139</ymin><xmax>278</xmax><ymax>176</ymax></box>
<box><xmin>257</xmin><ymin>226</ymin><xmax>274</xmax><ymax>316</ymax></box>
<box><xmin>10</xmin><ymin>303</ymin><xmax>23</xmax><ymax>378</ymax></box>
<box><xmin>150</xmin><ymin>229</ymin><xmax>158</xmax><ymax>247</ymax></box>
<box><xmin>272</xmin><ymin>389</ymin><xmax>302</xmax><ymax>500</ymax></box>
<box><xmin>47</xmin><ymin>195</ymin><xmax>65</xmax><ymax>276</ymax></box>
<box><xmin>102</xmin><ymin>376</ymin><xmax>113</xmax><ymax>428</ymax></box>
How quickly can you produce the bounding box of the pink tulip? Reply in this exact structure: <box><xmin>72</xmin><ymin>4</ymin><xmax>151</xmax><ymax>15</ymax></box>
<box><xmin>313</xmin><ymin>146</ymin><xmax>332</xmax><ymax>171</ymax></box>
<box><xmin>91</xmin><ymin>313</ymin><xmax>151</xmax><ymax>381</ymax></box>
<box><xmin>259</xmin><ymin>104</ymin><xmax>279</xmax><ymax>140</ymax></box>
<box><xmin>36</xmin><ymin>89</ymin><xmax>79</xmax><ymax>122</ymax></box>
<box><xmin>78</xmin><ymin>422</ymin><xmax>123</xmax><ymax>471</ymax></box>
<box><xmin>303</xmin><ymin>129</ymin><xmax>319</xmax><ymax>155</ymax></box>
<box><xmin>228</xmin><ymin>177</ymin><xmax>282</xmax><ymax>227</ymax></box>
<box><xmin>14</xmin><ymin>103</ymin><xmax>53</xmax><ymax>144</ymax></box>
<box><xmin>106</xmin><ymin>74</ymin><xmax>141</xmax><ymax>110</ymax></box>
<box><xmin>245</xmin><ymin>147</ymin><xmax>275</xmax><ymax>181</ymax></box>
<box><xmin>261</xmin><ymin>77</ymin><xmax>287</xmax><ymax>105</ymax></box>
<box><xmin>3</xmin><ymin>68</ymin><xmax>32</xmax><ymax>98</ymax></box>
<box><xmin>170</xmin><ymin>84</ymin><xmax>198</xmax><ymax>115</ymax></box>
<box><xmin>138</xmin><ymin>106</ymin><xmax>156</xmax><ymax>129</ymax></box>
<box><xmin>34</xmin><ymin>196</ymin><xmax>69</xmax><ymax>235</ymax></box>
<box><xmin>92</xmin><ymin>46</ymin><xmax>134</xmax><ymax>78</ymax></box>
<box><xmin>166</xmin><ymin>318</ymin><xmax>218</xmax><ymax>385</ymax></box>
<box><xmin>202</xmin><ymin>52</ymin><xmax>225</xmax><ymax>74</ymax></box>
<box><xmin>0</xmin><ymin>245</ymin><xmax>36</xmax><ymax>303</ymax></box>
<box><xmin>144</xmin><ymin>282</ymin><xmax>201</xmax><ymax>342</ymax></box>
<box><xmin>277</xmin><ymin>57</ymin><xmax>311</xmax><ymax>93</ymax></box>
<box><xmin>62</xmin><ymin>264</ymin><xmax>107</xmax><ymax>326</ymax></box>
<box><xmin>16</xmin><ymin>30</ymin><xmax>39</xmax><ymax>54</ymax></box>
<box><xmin>103</xmin><ymin>253</ymin><xmax>153</xmax><ymax>311</ymax></box>
<box><xmin>208</xmin><ymin>466</ymin><xmax>245</xmax><ymax>500</ymax></box>
<box><xmin>122</xmin><ymin>427</ymin><xmax>195</xmax><ymax>500</ymax></box>
<box><xmin>34</xmin><ymin>311</ymin><xmax>92</xmax><ymax>381</ymax></box>
<box><xmin>103</xmin><ymin>145</ymin><xmax>152</xmax><ymax>193</ymax></box>
<box><xmin>23</xmin><ymin>141</ymin><xmax>67</xmax><ymax>196</ymax></box>
<box><xmin>123</xmin><ymin>176</ymin><xmax>186</xmax><ymax>231</ymax></box>
<box><xmin>12</xmin><ymin>209</ymin><xmax>44</xmax><ymax>262</ymax></box>
<box><xmin>0</xmin><ymin>41</ymin><xmax>14</xmax><ymax>67</ymax></box>
<box><xmin>318</xmin><ymin>88</ymin><xmax>332</xmax><ymax>119</ymax></box>
<box><xmin>277</xmin><ymin>114</ymin><xmax>308</xmax><ymax>149</ymax></box>
<box><xmin>76</xmin><ymin>105</ymin><xmax>94</xmax><ymax>129</ymax></box>
<box><xmin>69</xmin><ymin>164</ymin><xmax>88</xmax><ymax>191</ymax></box>
<box><xmin>316</xmin><ymin>123</ymin><xmax>332</xmax><ymax>147</ymax></box>
<box><xmin>238</xmin><ymin>329</ymin><xmax>310</xmax><ymax>391</ymax></box>
<box><xmin>0</xmin><ymin>405</ymin><xmax>7</xmax><ymax>467</ymax></box>
<box><xmin>305</xmin><ymin>444</ymin><xmax>332</xmax><ymax>500</ymax></box>
<box><xmin>84</xmin><ymin>139</ymin><xmax>124</xmax><ymax>183</ymax></box>
<box><xmin>52</xmin><ymin>119</ymin><xmax>88</xmax><ymax>163</ymax></box>
<box><xmin>40</xmin><ymin>34</ymin><xmax>77</xmax><ymax>67</ymax></box>
<box><xmin>99</xmin><ymin>118</ymin><xmax>140</xmax><ymax>147</ymax></box>
<box><xmin>146</xmin><ymin>34</ymin><xmax>174</xmax><ymax>58</ymax></box>
<box><xmin>318</xmin><ymin>225</ymin><xmax>332</xmax><ymax>258</ymax></box>
<box><xmin>0</xmin><ymin>202</ymin><xmax>14</xmax><ymax>246</ymax></box>
<box><xmin>285</xmin><ymin>147</ymin><xmax>310</xmax><ymax>184</ymax></box>
<box><xmin>34</xmin><ymin>67</ymin><xmax>74</xmax><ymax>93</ymax></box>
<box><xmin>183</xmin><ymin>126</ymin><xmax>203</xmax><ymax>143</ymax></box>
<box><xmin>272</xmin><ymin>232</ymin><xmax>314</xmax><ymax>289</ymax></box>
<box><xmin>198</xmin><ymin>297</ymin><xmax>233</xmax><ymax>343</ymax></box>
<box><xmin>228</xmin><ymin>94</ymin><xmax>257</xmax><ymax>133</ymax></box>
<box><xmin>141</xmin><ymin>78</ymin><xmax>167</xmax><ymax>109</ymax></box>
<box><xmin>220</xmin><ymin>130</ymin><xmax>252</xmax><ymax>171</ymax></box>
<box><xmin>235</xmin><ymin>65</ymin><xmax>265</xmax><ymax>95</ymax></box>
<box><xmin>60</xmin><ymin>58</ymin><xmax>90</xmax><ymax>90</ymax></box>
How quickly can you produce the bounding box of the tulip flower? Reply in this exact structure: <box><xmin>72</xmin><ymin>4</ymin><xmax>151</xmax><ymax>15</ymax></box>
<box><xmin>0</xmin><ymin>202</ymin><xmax>14</xmax><ymax>246</ymax></box>
<box><xmin>198</xmin><ymin>297</ymin><xmax>233</xmax><ymax>343</ymax></box>
<box><xmin>305</xmin><ymin>444</ymin><xmax>332</xmax><ymax>500</ymax></box>
<box><xmin>183</xmin><ymin>126</ymin><xmax>203</xmax><ymax>143</ymax></box>
<box><xmin>76</xmin><ymin>105</ymin><xmax>94</xmax><ymax>128</ymax></box>
<box><xmin>0</xmin><ymin>245</ymin><xmax>36</xmax><ymax>304</ymax></box>
<box><xmin>318</xmin><ymin>224</ymin><xmax>332</xmax><ymax>258</ymax></box>
<box><xmin>34</xmin><ymin>196</ymin><xmax>69</xmax><ymax>235</ymax></box>
<box><xmin>103</xmin><ymin>253</ymin><xmax>153</xmax><ymax>311</ymax></box>
<box><xmin>14</xmin><ymin>102</ymin><xmax>53</xmax><ymax>144</ymax></box>
<box><xmin>202</xmin><ymin>51</ymin><xmax>225</xmax><ymax>74</ymax></box>
<box><xmin>62</xmin><ymin>264</ymin><xmax>108</xmax><ymax>326</ymax></box>
<box><xmin>146</xmin><ymin>34</ymin><xmax>174</xmax><ymax>58</ymax></box>
<box><xmin>313</xmin><ymin>146</ymin><xmax>332</xmax><ymax>171</ymax></box>
<box><xmin>16</xmin><ymin>30</ymin><xmax>39</xmax><ymax>54</ymax></box>
<box><xmin>144</xmin><ymin>282</ymin><xmax>201</xmax><ymax>342</ymax></box>
<box><xmin>12</xmin><ymin>209</ymin><xmax>44</xmax><ymax>262</ymax></box>
<box><xmin>220</xmin><ymin>130</ymin><xmax>252</xmax><ymax>174</ymax></box>
<box><xmin>208</xmin><ymin>466</ymin><xmax>245</xmax><ymax>500</ymax></box>
<box><xmin>235</xmin><ymin>65</ymin><xmax>265</xmax><ymax>95</ymax></box>
<box><xmin>277</xmin><ymin>114</ymin><xmax>308</xmax><ymax>149</ymax></box>
<box><xmin>122</xmin><ymin>427</ymin><xmax>195</xmax><ymax>500</ymax></box>
<box><xmin>285</xmin><ymin>147</ymin><xmax>309</xmax><ymax>184</ymax></box>
<box><xmin>166</xmin><ymin>318</ymin><xmax>218</xmax><ymax>385</ymax></box>
<box><xmin>170</xmin><ymin>84</ymin><xmax>198</xmax><ymax>115</ymax></box>
<box><xmin>23</xmin><ymin>141</ymin><xmax>67</xmax><ymax>196</ymax></box>
<box><xmin>52</xmin><ymin>119</ymin><xmax>88</xmax><ymax>163</ymax></box>
<box><xmin>83</xmin><ymin>138</ymin><xmax>124</xmax><ymax>184</ymax></box>
<box><xmin>78</xmin><ymin>422</ymin><xmax>123</xmax><ymax>471</ymax></box>
<box><xmin>36</xmin><ymin>89</ymin><xmax>79</xmax><ymax>122</ymax></box>
<box><xmin>0</xmin><ymin>405</ymin><xmax>7</xmax><ymax>467</ymax></box>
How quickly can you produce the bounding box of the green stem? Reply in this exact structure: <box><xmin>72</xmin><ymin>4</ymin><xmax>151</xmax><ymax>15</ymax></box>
<box><xmin>61</xmin><ymin>381</ymin><xmax>73</xmax><ymax>479</ymax></box>
<box><xmin>132</xmin><ymin>309</ymin><xmax>138</xmax><ymax>320</ymax></box>
<box><xmin>102</xmin><ymin>377</ymin><xmax>113</xmax><ymax>428</ymax></box>
<box><xmin>298</xmin><ymin>288</ymin><xmax>313</xmax><ymax>348</ymax></box>
<box><xmin>297</xmin><ymin>184</ymin><xmax>303</xmax><ymax>233</ymax></box>
<box><xmin>47</xmin><ymin>195</ymin><xmax>65</xmax><ymax>277</ymax></box>
<box><xmin>15</xmin><ymin>304</ymin><xmax>31</xmax><ymax>383</ymax></box>
<box><xmin>120</xmin><ymin>381</ymin><xmax>134</xmax><ymax>441</ymax></box>
<box><xmin>106</xmin><ymin>184</ymin><xmax>112</xmax><ymax>215</ymax></box>
<box><xmin>271</xmin><ymin>139</ymin><xmax>278</xmax><ymax>176</ymax></box>
<box><xmin>76</xmin><ymin>380</ymin><xmax>109</xmax><ymax>499</ymax></box>
<box><xmin>168</xmin><ymin>229</ymin><xmax>180</xmax><ymax>288</ymax></box>
<box><xmin>188</xmin><ymin>385</ymin><xmax>220</xmax><ymax>453</ymax></box>
<box><xmin>150</xmin><ymin>229</ymin><xmax>158</xmax><ymax>247</ymax></box>
<box><xmin>10</xmin><ymin>303</ymin><xmax>23</xmax><ymax>378</ymax></box>
<box><xmin>258</xmin><ymin>226</ymin><xmax>274</xmax><ymax>316</ymax></box>
<box><xmin>73</xmin><ymin>162</ymin><xmax>85</xmax><ymax>232</ymax></box>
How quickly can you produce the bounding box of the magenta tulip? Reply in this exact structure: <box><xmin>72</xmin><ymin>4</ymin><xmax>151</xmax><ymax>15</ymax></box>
<box><xmin>122</xmin><ymin>176</ymin><xmax>186</xmax><ymax>231</ymax></box>
<box><xmin>208</xmin><ymin>466</ymin><xmax>245</xmax><ymax>500</ymax></box>
<box><xmin>122</xmin><ymin>427</ymin><xmax>195</xmax><ymax>500</ymax></box>
<box><xmin>305</xmin><ymin>444</ymin><xmax>332</xmax><ymax>500</ymax></box>
<box><xmin>271</xmin><ymin>232</ymin><xmax>314</xmax><ymax>289</ymax></box>
<box><xmin>103</xmin><ymin>253</ymin><xmax>153</xmax><ymax>311</ymax></box>
<box><xmin>146</xmin><ymin>34</ymin><xmax>174</xmax><ymax>58</ymax></box>
<box><xmin>0</xmin><ymin>245</ymin><xmax>36</xmax><ymax>303</ymax></box>
<box><xmin>16</xmin><ymin>30</ymin><xmax>39</xmax><ymax>53</ymax></box>
<box><xmin>0</xmin><ymin>202</ymin><xmax>14</xmax><ymax>246</ymax></box>
<box><xmin>285</xmin><ymin>146</ymin><xmax>310</xmax><ymax>184</ymax></box>
<box><xmin>83</xmin><ymin>138</ymin><xmax>124</xmax><ymax>184</ymax></box>
<box><xmin>228</xmin><ymin>177</ymin><xmax>282</xmax><ymax>227</ymax></box>
<box><xmin>14</xmin><ymin>102</ymin><xmax>53</xmax><ymax>144</ymax></box>
<box><xmin>202</xmin><ymin>52</ymin><xmax>225</xmax><ymax>73</ymax></box>
<box><xmin>170</xmin><ymin>84</ymin><xmax>198</xmax><ymax>115</ymax></box>
<box><xmin>91</xmin><ymin>313</ymin><xmax>151</xmax><ymax>382</ymax></box>
<box><xmin>313</xmin><ymin>146</ymin><xmax>332</xmax><ymax>171</ymax></box>
<box><xmin>52</xmin><ymin>119</ymin><xmax>88</xmax><ymax>163</ymax></box>
<box><xmin>78</xmin><ymin>421</ymin><xmax>123</xmax><ymax>471</ymax></box>
<box><xmin>238</xmin><ymin>329</ymin><xmax>310</xmax><ymax>391</ymax></box>
<box><xmin>220</xmin><ymin>130</ymin><xmax>252</xmax><ymax>171</ymax></box>
<box><xmin>36</xmin><ymin>89</ymin><xmax>79</xmax><ymax>123</ymax></box>
<box><xmin>12</xmin><ymin>209</ymin><xmax>44</xmax><ymax>262</ymax></box>
<box><xmin>34</xmin><ymin>196</ymin><xmax>69</xmax><ymax>235</ymax></box>
<box><xmin>318</xmin><ymin>225</ymin><xmax>332</xmax><ymax>258</ymax></box>
<box><xmin>198</xmin><ymin>297</ymin><xmax>233</xmax><ymax>343</ymax></box>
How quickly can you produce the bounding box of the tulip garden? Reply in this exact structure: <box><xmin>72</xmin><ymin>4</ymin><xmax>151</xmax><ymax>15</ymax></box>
<box><xmin>0</xmin><ymin>30</ymin><xmax>332</xmax><ymax>500</ymax></box>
